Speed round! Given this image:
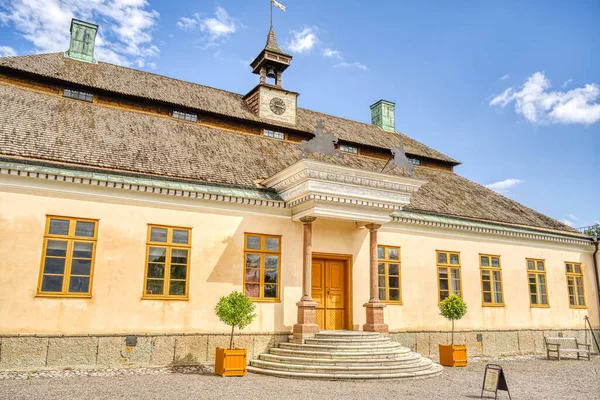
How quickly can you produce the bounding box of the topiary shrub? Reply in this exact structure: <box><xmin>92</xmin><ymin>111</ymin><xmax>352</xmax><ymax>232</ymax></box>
<box><xmin>439</xmin><ymin>294</ymin><xmax>468</xmax><ymax>345</ymax></box>
<box><xmin>215</xmin><ymin>291</ymin><xmax>257</xmax><ymax>349</ymax></box>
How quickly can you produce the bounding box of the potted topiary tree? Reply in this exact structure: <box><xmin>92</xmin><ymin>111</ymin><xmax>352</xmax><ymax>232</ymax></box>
<box><xmin>438</xmin><ymin>294</ymin><xmax>468</xmax><ymax>367</ymax></box>
<box><xmin>214</xmin><ymin>291</ymin><xmax>257</xmax><ymax>377</ymax></box>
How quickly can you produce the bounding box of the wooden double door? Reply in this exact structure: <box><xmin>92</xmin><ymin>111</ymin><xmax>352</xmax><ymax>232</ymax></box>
<box><xmin>312</xmin><ymin>258</ymin><xmax>348</xmax><ymax>330</ymax></box>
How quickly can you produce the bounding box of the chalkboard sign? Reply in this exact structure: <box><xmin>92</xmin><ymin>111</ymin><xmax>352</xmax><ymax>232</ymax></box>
<box><xmin>481</xmin><ymin>364</ymin><xmax>511</xmax><ymax>399</ymax></box>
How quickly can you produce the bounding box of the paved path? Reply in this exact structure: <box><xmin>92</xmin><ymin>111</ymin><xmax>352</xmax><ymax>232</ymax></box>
<box><xmin>1</xmin><ymin>357</ymin><xmax>599</xmax><ymax>400</ymax></box>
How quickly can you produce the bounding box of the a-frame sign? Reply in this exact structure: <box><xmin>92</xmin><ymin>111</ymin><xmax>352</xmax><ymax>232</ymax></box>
<box><xmin>481</xmin><ymin>364</ymin><xmax>511</xmax><ymax>399</ymax></box>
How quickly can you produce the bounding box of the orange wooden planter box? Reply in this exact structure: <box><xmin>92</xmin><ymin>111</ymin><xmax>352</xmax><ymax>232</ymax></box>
<box><xmin>439</xmin><ymin>344</ymin><xmax>467</xmax><ymax>367</ymax></box>
<box><xmin>214</xmin><ymin>348</ymin><xmax>247</xmax><ymax>377</ymax></box>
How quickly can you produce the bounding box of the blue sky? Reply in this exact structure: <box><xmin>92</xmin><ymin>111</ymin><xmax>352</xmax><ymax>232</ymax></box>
<box><xmin>0</xmin><ymin>0</ymin><xmax>599</xmax><ymax>228</ymax></box>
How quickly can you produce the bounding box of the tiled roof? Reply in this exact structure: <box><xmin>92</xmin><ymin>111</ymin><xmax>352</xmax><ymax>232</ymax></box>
<box><xmin>0</xmin><ymin>53</ymin><xmax>458</xmax><ymax>164</ymax></box>
<box><xmin>0</xmin><ymin>83</ymin><xmax>575</xmax><ymax>233</ymax></box>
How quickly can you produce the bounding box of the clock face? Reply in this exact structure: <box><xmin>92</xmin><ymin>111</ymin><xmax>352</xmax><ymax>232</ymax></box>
<box><xmin>269</xmin><ymin>97</ymin><xmax>286</xmax><ymax>115</ymax></box>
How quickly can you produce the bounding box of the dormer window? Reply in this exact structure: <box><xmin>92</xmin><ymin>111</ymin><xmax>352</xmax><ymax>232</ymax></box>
<box><xmin>411</xmin><ymin>158</ymin><xmax>421</xmax><ymax>166</ymax></box>
<box><xmin>173</xmin><ymin>110</ymin><xmax>198</xmax><ymax>123</ymax></box>
<box><xmin>340</xmin><ymin>144</ymin><xmax>358</xmax><ymax>154</ymax></box>
<box><xmin>63</xmin><ymin>88</ymin><xmax>93</xmax><ymax>102</ymax></box>
<box><xmin>264</xmin><ymin>129</ymin><xmax>284</xmax><ymax>140</ymax></box>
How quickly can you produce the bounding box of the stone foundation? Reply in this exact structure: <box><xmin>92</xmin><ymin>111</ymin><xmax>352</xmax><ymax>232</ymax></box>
<box><xmin>0</xmin><ymin>329</ymin><xmax>597</xmax><ymax>371</ymax></box>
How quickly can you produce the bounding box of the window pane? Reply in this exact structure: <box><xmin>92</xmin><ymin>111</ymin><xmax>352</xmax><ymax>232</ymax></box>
<box><xmin>147</xmin><ymin>263</ymin><xmax>165</xmax><ymax>278</ymax></box>
<box><xmin>265</xmin><ymin>237</ymin><xmax>279</xmax><ymax>251</ymax></box>
<box><xmin>389</xmin><ymin>289</ymin><xmax>400</xmax><ymax>301</ymax></box>
<box><xmin>171</xmin><ymin>249</ymin><xmax>188</xmax><ymax>264</ymax></box>
<box><xmin>245</xmin><ymin>284</ymin><xmax>259</xmax><ymax>298</ymax></box>
<box><xmin>246</xmin><ymin>268</ymin><xmax>260</xmax><ymax>283</ymax></box>
<box><xmin>578</xmin><ymin>295</ymin><xmax>585</xmax><ymax>306</ymax></box>
<box><xmin>150</xmin><ymin>227</ymin><xmax>168</xmax><ymax>243</ymax></box>
<box><xmin>265</xmin><ymin>255</ymin><xmax>278</xmax><ymax>269</ymax></box>
<box><xmin>75</xmin><ymin>221</ymin><xmax>95</xmax><ymax>237</ymax></box>
<box><xmin>438</xmin><ymin>268</ymin><xmax>448</xmax><ymax>279</ymax></box>
<box><xmin>569</xmin><ymin>295</ymin><xmax>576</xmax><ymax>306</ymax></box>
<box><xmin>378</xmin><ymin>288</ymin><xmax>386</xmax><ymax>301</ymax></box>
<box><xmin>378</xmin><ymin>247</ymin><xmax>384</xmax><ymax>259</ymax></box>
<box><xmin>530</xmin><ymin>294</ymin><xmax>538</xmax><ymax>304</ymax></box>
<box><xmin>169</xmin><ymin>281</ymin><xmax>186</xmax><ymax>296</ymax></box>
<box><xmin>451</xmin><ymin>279</ymin><xmax>461</xmax><ymax>293</ymax></box>
<box><xmin>493</xmin><ymin>281</ymin><xmax>502</xmax><ymax>297</ymax></box>
<box><xmin>492</xmin><ymin>271</ymin><xmax>501</xmax><ymax>282</ymax></box>
<box><xmin>264</xmin><ymin>269</ymin><xmax>278</xmax><ymax>283</ymax></box>
<box><xmin>480</xmin><ymin>256</ymin><xmax>489</xmax><ymax>267</ymax></box>
<box><xmin>378</xmin><ymin>263</ymin><xmax>385</xmax><ymax>274</ymax></box>
<box><xmin>388</xmin><ymin>276</ymin><xmax>399</xmax><ymax>289</ymax></box>
<box><xmin>378</xmin><ymin>276</ymin><xmax>385</xmax><ymax>287</ymax></box>
<box><xmin>482</xmin><ymin>281</ymin><xmax>491</xmax><ymax>292</ymax></box>
<box><xmin>574</xmin><ymin>264</ymin><xmax>581</xmax><ymax>274</ymax></box>
<box><xmin>172</xmin><ymin>229</ymin><xmax>189</xmax><ymax>244</ymax></box>
<box><xmin>246</xmin><ymin>236</ymin><xmax>261</xmax><ymax>250</ymax></box>
<box><xmin>264</xmin><ymin>284</ymin><xmax>277</xmax><ymax>298</ymax></box>
<box><xmin>148</xmin><ymin>247</ymin><xmax>167</xmax><ymax>263</ymax></box>
<box><xmin>440</xmin><ymin>291</ymin><xmax>449</xmax><ymax>301</ymax></box>
<box><xmin>388</xmin><ymin>248</ymin><xmax>399</xmax><ymax>260</ymax></box>
<box><xmin>388</xmin><ymin>263</ymin><xmax>399</xmax><ymax>276</ymax></box>
<box><xmin>437</xmin><ymin>252</ymin><xmax>447</xmax><ymax>264</ymax></box>
<box><xmin>170</xmin><ymin>265</ymin><xmax>187</xmax><ymax>280</ymax></box>
<box><xmin>491</xmin><ymin>257</ymin><xmax>500</xmax><ymax>267</ymax></box>
<box><xmin>451</xmin><ymin>268</ymin><xmax>460</xmax><ymax>280</ymax></box>
<box><xmin>540</xmin><ymin>294</ymin><xmax>548</xmax><ymax>305</ymax></box>
<box><xmin>73</xmin><ymin>242</ymin><xmax>93</xmax><ymax>258</ymax></box>
<box><xmin>49</xmin><ymin>219</ymin><xmax>70</xmax><ymax>235</ymax></box>
<box><xmin>566</xmin><ymin>264</ymin><xmax>573</xmax><ymax>273</ymax></box>
<box><xmin>46</xmin><ymin>240</ymin><xmax>67</xmax><ymax>257</ymax></box>
<box><xmin>483</xmin><ymin>292</ymin><xmax>492</xmax><ymax>303</ymax></box>
<box><xmin>146</xmin><ymin>279</ymin><xmax>164</xmax><ymax>295</ymax></box>
<box><xmin>450</xmin><ymin>254</ymin><xmax>459</xmax><ymax>265</ymax></box>
<box><xmin>71</xmin><ymin>259</ymin><xmax>91</xmax><ymax>275</ymax></box>
<box><xmin>494</xmin><ymin>292</ymin><xmax>503</xmax><ymax>304</ymax></box>
<box><xmin>537</xmin><ymin>261</ymin><xmax>544</xmax><ymax>271</ymax></box>
<box><xmin>439</xmin><ymin>279</ymin><xmax>449</xmax><ymax>291</ymax></box>
<box><xmin>68</xmin><ymin>276</ymin><xmax>90</xmax><ymax>293</ymax></box>
<box><xmin>527</xmin><ymin>260</ymin><xmax>535</xmax><ymax>270</ymax></box>
<box><xmin>481</xmin><ymin>270</ymin><xmax>490</xmax><ymax>279</ymax></box>
<box><xmin>42</xmin><ymin>275</ymin><xmax>63</xmax><ymax>292</ymax></box>
<box><xmin>43</xmin><ymin>257</ymin><xmax>65</xmax><ymax>274</ymax></box>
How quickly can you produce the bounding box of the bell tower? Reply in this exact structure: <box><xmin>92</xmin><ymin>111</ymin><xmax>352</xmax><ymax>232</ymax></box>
<box><xmin>244</xmin><ymin>27</ymin><xmax>298</xmax><ymax>125</ymax></box>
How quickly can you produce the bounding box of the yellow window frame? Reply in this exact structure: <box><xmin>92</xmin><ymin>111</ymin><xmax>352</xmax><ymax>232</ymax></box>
<box><xmin>436</xmin><ymin>250</ymin><xmax>462</xmax><ymax>303</ymax></box>
<box><xmin>243</xmin><ymin>233</ymin><xmax>282</xmax><ymax>302</ymax></box>
<box><xmin>142</xmin><ymin>224</ymin><xmax>192</xmax><ymax>300</ymax></box>
<box><xmin>377</xmin><ymin>245</ymin><xmax>402</xmax><ymax>304</ymax></box>
<box><xmin>526</xmin><ymin>258</ymin><xmax>550</xmax><ymax>308</ymax></box>
<box><xmin>36</xmin><ymin>215</ymin><xmax>98</xmax><ymax>298</ymax></box>
<box><xmin>565</xmin><ymin>262</ymin><xmax>586</xmax><ymax>309</ymax></box>
<box><xmin>479</xmin><ymin>254</ymin><xmax>504</xmax><ymax>307</ymax></box>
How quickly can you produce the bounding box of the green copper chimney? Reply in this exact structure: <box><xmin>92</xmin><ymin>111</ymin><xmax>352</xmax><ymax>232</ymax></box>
<box><xmin>370</xmin><ymin>100</ymin><xmax>396</xmax><ymax>133</ymax></box>
<box><xmin>65</xmin><ymin>19</ymin><xmax>98</xmax><ymax>64</ymax></box>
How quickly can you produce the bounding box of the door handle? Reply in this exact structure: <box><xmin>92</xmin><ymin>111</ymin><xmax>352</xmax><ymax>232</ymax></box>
<box><xmin>327</xmin><ymin>290</ymin><xmax>331</xmax><ymax>295</ymax></box>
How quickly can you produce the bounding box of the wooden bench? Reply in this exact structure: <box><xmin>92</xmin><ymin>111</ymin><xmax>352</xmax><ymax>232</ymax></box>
<box><xmin>544</xmin><ymin>337</ymin><xmax>591</xmax><ymax>361</ymax></box>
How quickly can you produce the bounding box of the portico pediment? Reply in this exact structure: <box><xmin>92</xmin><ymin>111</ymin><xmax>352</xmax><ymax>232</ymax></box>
<box><xmin>262</xmin><ymin>159</ymin><xmax>426</xmax><ymax>222</ymax></box>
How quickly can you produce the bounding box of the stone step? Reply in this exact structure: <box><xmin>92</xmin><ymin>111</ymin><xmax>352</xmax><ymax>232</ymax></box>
<box><xmin>247</xmin><ymin>363</ymin><xmax>444</xmax><ymax>381</ymax></box>
<box><xmin>259</xmin><ymin>352</ymin><xmax>423</xmax><ymax>366</ymax></box>
<box><xmin>250</xmin><ymin>358</ymin><xmax>434</xmax><ymax>375</ymax></box>
<box><xmin>304</xmin><ymin>337</ymin><xmax>391</xmax><ymax>346</ymax></box>
<box><xmin>270</xmin><ymin>347</ymin><xmax>411</xmax><ymax>359</ymax></box>
<box><xmin>314</xmin><ymin>331</ymin><xmax>384</xmax><ymax>339</ymax></box>
<box><xmin>279</xmin><ymin>342</ymin><xmax>402</xmax><ymax>352</ymax></box>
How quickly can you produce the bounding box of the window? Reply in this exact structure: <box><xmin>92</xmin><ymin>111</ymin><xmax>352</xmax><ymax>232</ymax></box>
<box><xmin>527</xmin><ymin>259</ymin><xmax>549</xmax><ymax>307</ymax></box>
<box><xmin>63</xmin><ymin>88</ymin><xmax>93</xmax><ymax>102</ymax></box>
<box><xmin>437</xmin><ymin>250</ymin><xmax>461</xmax><ymax>302</ymax></box>
<box><xmin>411</xmin><ymin>158</ymin><xmax>421</xmax><ymax>166</ymax></box>
<box><xmin>144</xmin><ymin>225</ymin><xmax>191</xmax><ymax>299</ymax></box>
<box><xmin>37</xmin><ymin>216</ymin><xmax>98</xmax><ymax>297</ymax></box>
<box><xmin>377</xmin><ymin>245</ymin><xmax>401</xmax><ymax>303</ymax></box>
<box><xmin>244</xmin><ymin>233</ymin><xmax>281</xmax><ymax>301</ymax></box>
<box><xmin>340</xmin><ymin>144</ymin><xmax>358</xmax><ymax>154</ymax></box>
<box><xmin>172</xmin><ymin>110</ymin><xmax>198</xmax><ymax>122</ymax></box>
<box><xmin>480</xmin><ymin>254</ymin><xmax>504</xmax><ymax>306</ymax></box>
<box><xmin>264</xmin><ymin>129</ymin><xmax>285</xmax><ymax>140</ymax></box>
<box><xmin>566</xmin><ymin>262</ymin><xmax>585</xmax><ymax>308</ymax></box>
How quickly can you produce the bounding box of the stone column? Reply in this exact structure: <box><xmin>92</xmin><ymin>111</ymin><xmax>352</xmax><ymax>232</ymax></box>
<box><xmin>363</xmin><ymin>223</ymin><xmax>388</xmax><ymax>333</ymax></box>
<box><xmin>292</xmin><ymin>216</ymin><xmax>319</xmax><ymax>343</ymax></box>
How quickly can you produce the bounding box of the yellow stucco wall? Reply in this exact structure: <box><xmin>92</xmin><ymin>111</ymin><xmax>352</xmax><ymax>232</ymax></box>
<box><xmin>0</xmin><ymin>175</ymin><xmax>597</xmax><ymax>335</ymax></box>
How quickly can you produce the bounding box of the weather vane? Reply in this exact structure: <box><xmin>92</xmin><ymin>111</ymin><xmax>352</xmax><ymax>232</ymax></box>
<box><xmin>298</xmin><ymin>120</ymin><xmax>342</xmax><ymax>160</ymax></box>
<box><xmin>270</xmin><ymin>0</ymin><xmax>286</xmax><ymax>28</ymax></box>
<box><xmin>383</xmin><ymin>137</ymin><xmax>415</xmax><ymax>177</ymax></box>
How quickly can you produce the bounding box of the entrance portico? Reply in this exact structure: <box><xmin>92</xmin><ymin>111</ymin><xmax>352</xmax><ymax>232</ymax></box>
<box><xmin>262</xmin><ymin>159</ymin><xmax>425</xmax><ymax>341</ymax></box>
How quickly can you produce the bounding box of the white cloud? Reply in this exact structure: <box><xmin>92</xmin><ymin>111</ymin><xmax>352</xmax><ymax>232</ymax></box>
<box><xmin>0</xmin><ymin>45</ymin><xmax>16</xmax><ymax>57</ymax></box>
<box><xmin>499</xmin><ymin>73</ymin><xmax>510</xmax><ymax>81</ymax></box>
<box><xmin>0</xmin><ymin>0</ymin><xmax>159</xmax><ymax>67</ymax></box>
<box><xmin>567</xmin><ymin>213</ymin><xmax>579</xmax><ymax>221</ymax></box>
<box><xmin>562</xmin><ymin>78</ymin><xmax>573</xmax><ymax>88</ymax></box>
<box><xmin>323</xmin><ymin>48</ymin><xmax>342</xmax><ymax>59</ymax></box>
<box><xmin>489</xmin><ymin>72</ymin><xmax>600</xmax><ymax>126</ymax></box>
<box><xmin>177</xmin><ymin>8</ymin><xmax>241</xmax><ymax>47</ymax></box>
<box><xmin>287</xmin><ymin>27</ymin><xmax>318</xmax><ymax>53</ymax></box>
<box><xmin>485</xmin><ymin>178</ymin><xmax>523</xmax><ymax>195</ymax></box>
<box><xmin>560</xmin><ymin>218</ymin><xmax>575</xmax><ymax>227</ymax></box>
<box><xmin>334</xmin><ymin>61</ymin><xmax>368</xmax><ymax>71</ymax></box>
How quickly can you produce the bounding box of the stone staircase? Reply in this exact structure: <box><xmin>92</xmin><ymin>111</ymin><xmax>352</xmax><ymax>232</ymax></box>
<box><xmin>247</xmin><ymin>330</ymin><xmax>443</xmax><ymax>380</ymax></box>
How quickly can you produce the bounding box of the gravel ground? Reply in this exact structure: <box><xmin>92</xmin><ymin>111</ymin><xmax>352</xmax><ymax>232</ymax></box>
<box><xmin>0</xmin><ymin>356</ymin><xmax>599</xmax><ymax>400</ymax></box>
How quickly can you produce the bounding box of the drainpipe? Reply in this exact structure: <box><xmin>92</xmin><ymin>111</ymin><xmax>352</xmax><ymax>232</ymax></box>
<box><xmin>592</xmin><ymin>237</ymin><xmax>600</xmax><ymax>322</ymax></box>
